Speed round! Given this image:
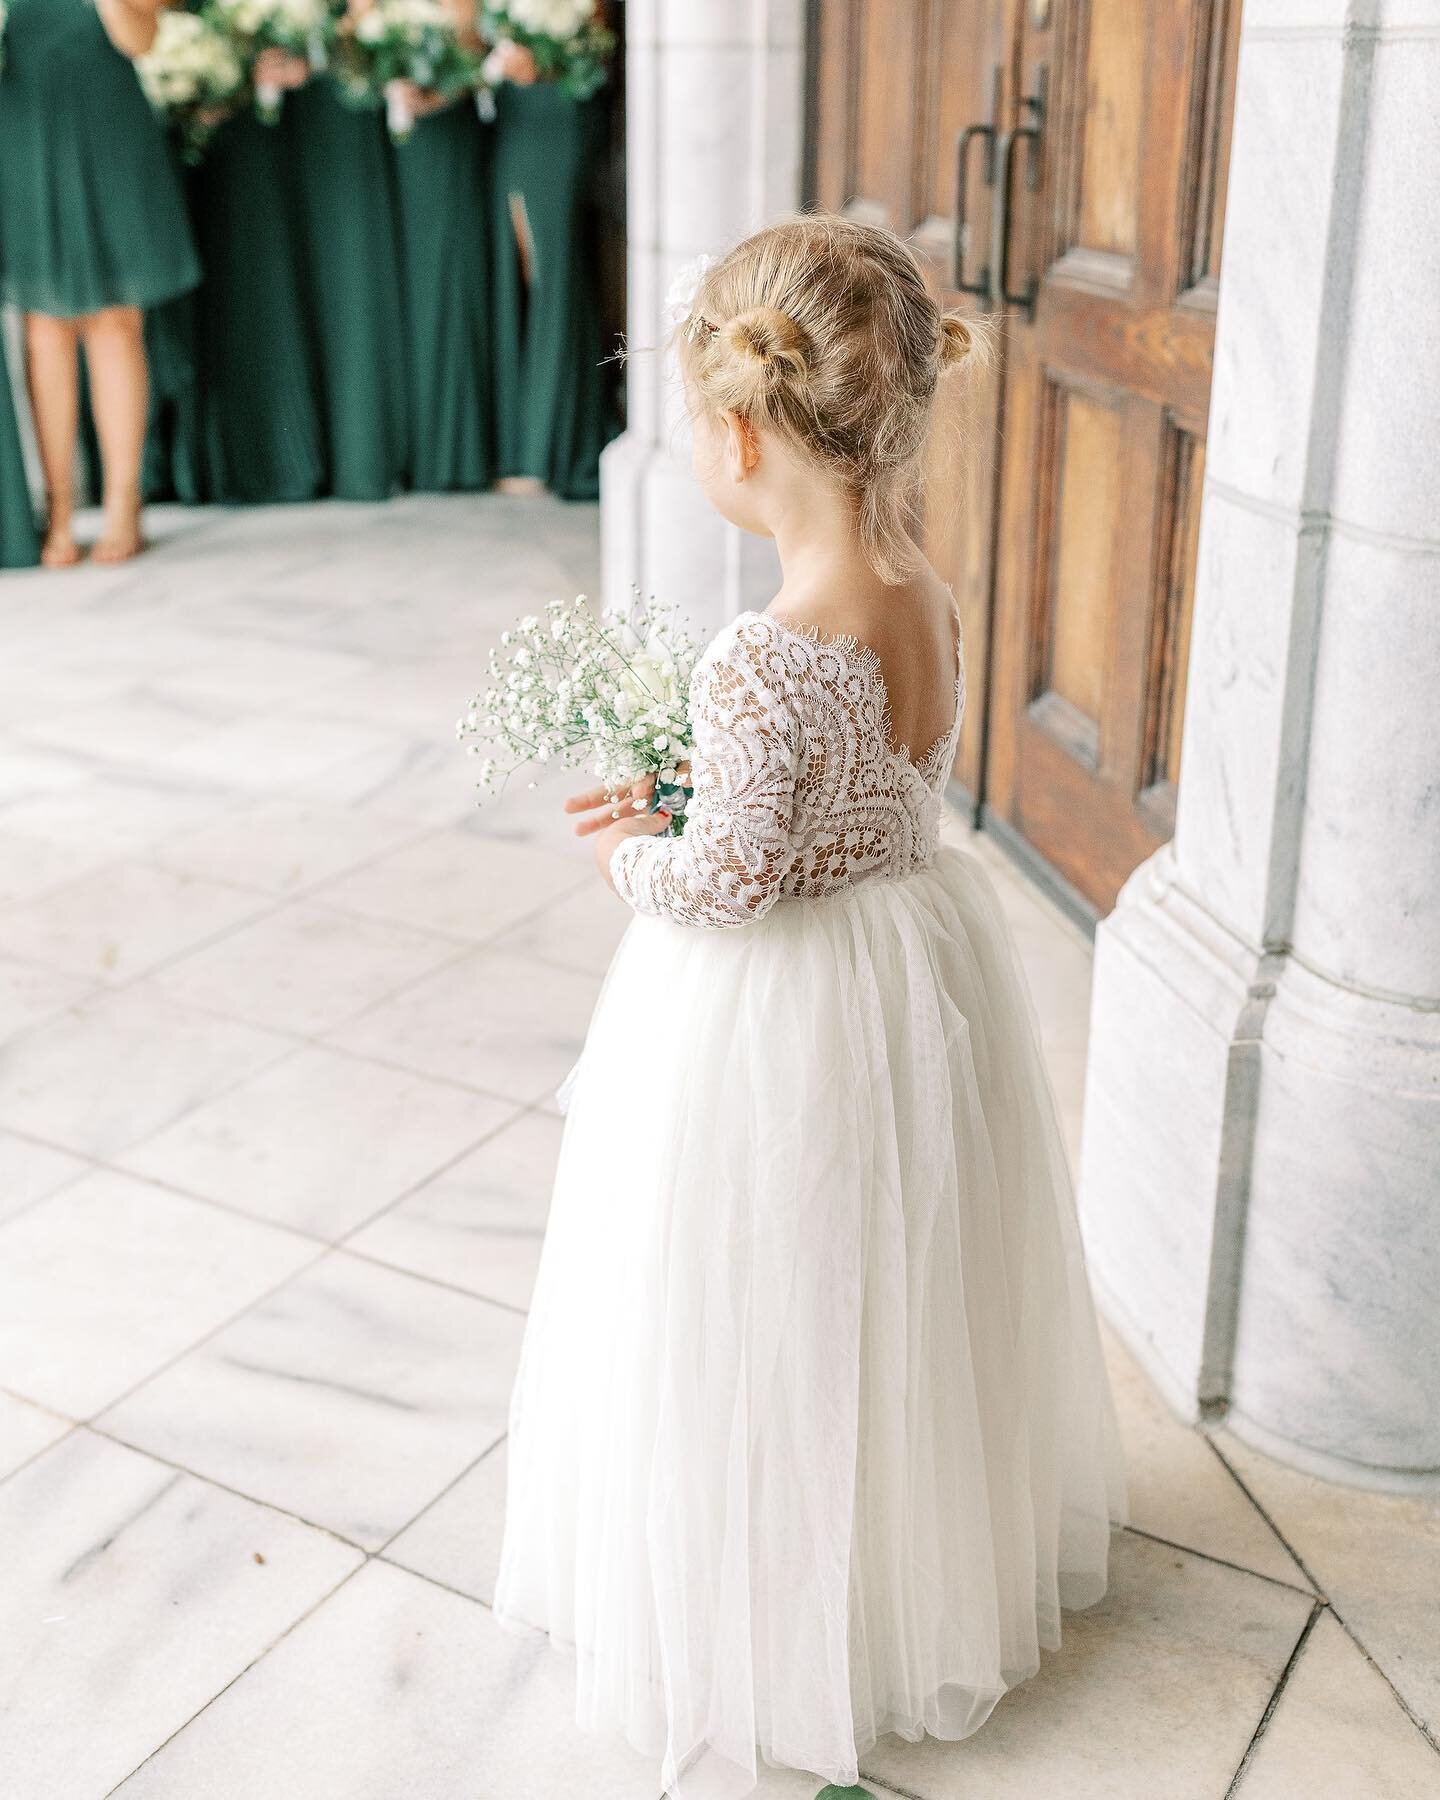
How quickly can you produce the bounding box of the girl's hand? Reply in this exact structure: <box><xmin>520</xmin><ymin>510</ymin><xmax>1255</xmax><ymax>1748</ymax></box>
<box><xmin>564</xmin><ymin>775</ymin><xmax>661</xmax><ymax>838</ymax></box>
<box><xmin>254</xmin><ymin>48</ymin><xmax>311</xmax><ymax>89</ymax></box>
<box><xmin>565</xmin><ymin>777</ymin><xmax>675</xmax><ymax>893</ymax></box>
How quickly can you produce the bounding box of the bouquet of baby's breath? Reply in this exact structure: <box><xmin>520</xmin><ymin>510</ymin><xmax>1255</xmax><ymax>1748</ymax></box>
<box><xmin>137</xmin><ymin>10</ymin><xmax>247</xmax><ymax>163</ymax></box>
<box><xmin>458</xmin><ymin>591</ymin><xmax>698</xmax><ymax>835</ymax></box>
<box><xmin>332</xmin><ymin>0</ymin><xmax>483</xmax><ymax>140</ymax></box>
<box><xmin>206</xmin><ymin>0</ymin><xmax>329</xmax><ymax>121</ymax></box>
<box><xmin>480</xmin><ymin>0</ymin><xmax>614</xmax><ymax>101</ymax></box>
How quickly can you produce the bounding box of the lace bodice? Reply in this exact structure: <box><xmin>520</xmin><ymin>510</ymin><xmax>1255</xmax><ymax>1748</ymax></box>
<box><xmin>610</xmin><ymin>608</ymin><xmax>965</xmax><ymax>930</ymax></box>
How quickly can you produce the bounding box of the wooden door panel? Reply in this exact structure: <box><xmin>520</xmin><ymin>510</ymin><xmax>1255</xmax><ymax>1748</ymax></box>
<box><xmin>986</xmin><ymin>0</ymin><xmax>1239</xmax><ymax>917</ymax></box>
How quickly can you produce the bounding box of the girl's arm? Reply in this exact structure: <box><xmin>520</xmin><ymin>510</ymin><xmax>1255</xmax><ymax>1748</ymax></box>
<box><xmin>96</xmin><ymin>0</ymin><xmax>164</xmax><ymax>59</ymax></box>
<box><xmin>590</xmin><ymin>621</ymin><xmax>802</xmax><ymax>931</ymax></box>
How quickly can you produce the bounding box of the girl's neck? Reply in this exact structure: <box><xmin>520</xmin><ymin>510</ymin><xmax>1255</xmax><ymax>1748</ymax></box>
<box><xmin>769</xmin><ymin>488</ymin><xmax>883</xmax><ymax>609</ymax></box>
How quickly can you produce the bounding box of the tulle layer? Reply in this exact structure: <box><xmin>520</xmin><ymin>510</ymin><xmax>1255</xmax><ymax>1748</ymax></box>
<box><xmin>492</xmin><ymin>843</ymin><xmax>1128</xmax><ymax>1797</ymax></box>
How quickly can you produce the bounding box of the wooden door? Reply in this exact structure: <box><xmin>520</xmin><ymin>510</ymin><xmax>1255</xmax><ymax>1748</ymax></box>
<box><xmin>984</xmin><ymin>0</ymin><xmax>1240</xmax><ymax>914</ymax></box>
<box><xmin>805</xmin><ymin>0</ymin><xmax>1015</xmax><ymax>800</ymax></box>
<box><xmin>806</xmin><ymin>0</ymin><xmax>1241</xmax><ymax>922</ymax></box>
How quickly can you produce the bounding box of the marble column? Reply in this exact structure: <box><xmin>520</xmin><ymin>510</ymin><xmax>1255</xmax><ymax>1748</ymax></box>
<box><xmin>1079</xmin><ymin>0</ymin><xmax>1440</xmax><ymax>1491</ymax></box>
<box><xmin>600</xmin><ymin>0</ymin><xmax>806</xmax><ymax>634</ymax></box>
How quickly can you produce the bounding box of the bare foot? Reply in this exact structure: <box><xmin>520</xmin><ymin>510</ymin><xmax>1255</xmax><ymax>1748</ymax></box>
<box><xmin>40</xmin><ymin>524</ymin><xmax>83</xmax><ymax>568</ymax></box>
<box><xmin>92</xmin><ymin>519</ymin><xmax>145</xmax><ymax>564</ymax></box>
<box><xmin>495</xmin><ymin>476</ymin><xmax>546</xmax><ymax>497</ymax></box>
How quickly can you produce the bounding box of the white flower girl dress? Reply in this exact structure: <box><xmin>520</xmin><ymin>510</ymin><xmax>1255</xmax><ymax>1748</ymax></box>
<box><xmin>493</xmin><ymin>604</ymin><xmax>1128</xmax><ymax>1798</ymax></box>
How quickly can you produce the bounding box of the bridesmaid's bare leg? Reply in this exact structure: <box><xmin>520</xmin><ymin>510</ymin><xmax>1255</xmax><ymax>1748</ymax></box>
<box><xmin>23</xmin><ymin>312</ymin><xmax>83</xmax><ymax>568</ymax></box>
<box><xmin>81</xmin><ymin>304</ymin><xmax>147</xmax><ymax>564</ymax></box>
<box><xmin>494</xmin><ymin>192</ymin><xmax>546</xmax><ymax>498</ymax></box>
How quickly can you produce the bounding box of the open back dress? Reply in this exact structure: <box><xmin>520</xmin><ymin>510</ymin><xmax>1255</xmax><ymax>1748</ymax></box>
<box><xmin>493</xmin><ymin>606</ymin><xmax>1128</xmax><ymax>1799</ymax></box>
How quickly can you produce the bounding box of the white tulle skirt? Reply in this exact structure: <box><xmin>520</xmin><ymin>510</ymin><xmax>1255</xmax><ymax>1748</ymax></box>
<box><xmin>492</xmin><ymin>842</ymin><xmax>1128</xmax><ymax>1797</ymax></box>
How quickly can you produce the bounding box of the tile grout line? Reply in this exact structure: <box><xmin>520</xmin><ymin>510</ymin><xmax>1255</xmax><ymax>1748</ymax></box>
<box><xmin>1221</xmin><ymin>1598</ymin><xmax>1326</xmax><ymax>1799</ymax></box>
<box><xmin>1204</xmin><ymin>1432</ymin><xmax>1440</xmax><ymax>1756</ymax></box>
<box><xmin>101</xmin><ymin>1560</ymin><xmax>371</xmax><ymax>1798</ymax></box>
<box><xmin>1118</xmin><ymin>1522</ymin><xmax>1318</xmax><ymax>1599</ymax></box>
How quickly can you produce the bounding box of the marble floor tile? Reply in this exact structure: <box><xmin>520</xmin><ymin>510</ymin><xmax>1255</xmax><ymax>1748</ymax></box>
<box><xmin>0</xmin><ymin>1168</ymin><xmax>316</xmax><ymax>1417</ymax></box>
<box><xmin>861</xmin><ymin>1532</ymin><xmax>1313</xmax><ymax>1800</ymax></box>
<box><xmin>383</xmin><ymin>1437</ymin><xmax>507</xmax><ymax>1604</ymax></box>
<box><xmin>0</xmin><ymin>951</ymin><xmax>98</xmax><ymax>1041</ymax></box>
<box><xmin>101</xmin><ymin>1250</ymin><xmax>525</xmax><ymax>1548</ymax></box>
<box><xmin>120</xmin><ymin>1044</ymin><xmax>517</xmax><ymax>1240</ymax></box>
<box><xmin>463</xmin><ymin>768</ymin><xmax>605</xmax><ymax>859</ymax></box>
<box><xmin>329</xmin><ymin>947</ymin><xmax>597</xmax><ymax>1105</ymax></box>
<box><xmin>0</xmin><ymin>1430</ymin><xmax>361</xmax><ymax>1800</ymax></box>
<box><xmin>0</xmin><ymin>770</ymin><xmax>245</xmax><ymax>857</ymax></box>
<box><xmin>0</xmin><ymin>983</ymin><xmax>291</xmax><ymax>1157</ymax></box>
<box><xmin>0</xmin><ymin>738</ymin><xmax>93</xmax><ymax>805</ymax></box>
<box><xmin>1215</xmin><ymin>1430</ymin><xmax>1440</xmax><ymax>1736</ymax></box>
<box><xmin>163</xmin><ymin>714</ymin><xmax>411</xmax><ymax>796</ymax></box>
<box><xmin>12</xmin><ymin>686</ymin><xmax>245</xmax><ymax>765</ymax></box>
<box><xmin>151</xmin><ymin>799</ymin><xmax>425</xmax><ymax>896</ymax></box>
<box><xmin>0</xmin><ymin>1130</ymin><xmax>89</xmax><ymax>1225</ymax></box>
<box><xmin>112</xmin><ymin>1558</ymin><xmax>661</xmax><ymax>1800</ymax></box>
<box><xmin>1101</xmin><ymin>1326</ymin><xmax>1311</xmax><ymax>1591</ymax></box>
<box><xmin>345</xmin><ymin>1108</ymin><xmax>560</xmax><ymax>1307</ymax></box>
<box><xmin>1233</xmin><ymin>1612</ymin><xmax>1439</xmax><ymax>1799</ymax></box>
<box><xmin>490</xmin><ymin>877</ymin><xmax>636</xmax><ymax>976</ymax></box>
<box><xmin>0</xmin><ymin>1389</ymin><xmax>71</xmax><ymax>1479</ymax></box>
<box><xmin>157</xmin><ymin>641</ymin><xmax>372</xmax><ymax>710</ymax></box>
<box><xmin>310</xmin><ymin>828</ymin><xmax>587</xmax><ymax>944</ymax></box>
<box><xmin>0</xmin><ymin>861</ymin><xmax>272</xmax><ymax>985</ymax></box>
<box><xmin>0</xmin><ymin>829</ymin><xmax>107</xmax><ymax>906</ymax></box>
<box><xmin>295</xmin><ymin>734</ymin><xmax>481</xmax><ymax>830</ymax></box>
<box><xmin>150</xmin><ymin>898</ymin><xmax>461</xmax><ymax>1036</ymax></box>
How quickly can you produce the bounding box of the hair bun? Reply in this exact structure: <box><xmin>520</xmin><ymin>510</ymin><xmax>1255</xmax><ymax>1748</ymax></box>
<box><xmin>937</xmin><ymin>311</ymin><xmax>975</xmax><ymax>368</ymax></box>
<box><xmin>723</xmin><ymin>305</ymin><xmax>810</xmax><ymax>388</ymax></box>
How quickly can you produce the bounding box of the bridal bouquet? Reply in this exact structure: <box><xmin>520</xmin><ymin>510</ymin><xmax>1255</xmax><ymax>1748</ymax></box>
<box><xmin>480</xmin><ymin>0</ymin><xmax>614</xmax><ymax>101</ymax></box>
<box><xmin>458</xmin><ymin>592</ymin><xmax>698</xmax><ymax>835</ymax></box>
<box><xmin>136</xmin><ymin>10</ymin><xmax>247</xmax><ymax>163</ymax></box>
<box><xmin>332</xmin><ymin>0</ymin><xmax>483</xmax><ymax>140</ymax></box>
<box><xmin>207</xmin><ymin>0</ymin><xmax>329</xmax><ymax>122</ymax></box>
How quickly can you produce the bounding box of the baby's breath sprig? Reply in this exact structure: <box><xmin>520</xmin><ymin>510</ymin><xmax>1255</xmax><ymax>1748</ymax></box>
<box><xmin>457</xmin><ymin>588</ymin><xmax>699</xmax><ymax>836</ymax></box>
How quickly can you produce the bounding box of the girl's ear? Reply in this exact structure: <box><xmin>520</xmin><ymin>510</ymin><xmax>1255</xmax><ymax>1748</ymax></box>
<box><xmin>718</xmin><ymin>409</ymin><xmax>761</xmax><ymax>481</ymax></box>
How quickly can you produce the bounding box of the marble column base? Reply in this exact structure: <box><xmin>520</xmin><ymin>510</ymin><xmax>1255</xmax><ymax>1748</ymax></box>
<box><xmin>1079</xmin><ymin>845</ymin><xmax>1440</xmax><ymax>1494</ymax></box>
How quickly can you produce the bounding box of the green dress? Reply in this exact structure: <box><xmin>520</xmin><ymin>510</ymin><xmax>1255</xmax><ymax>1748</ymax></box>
<box><xmin>391</xmin><ymin>100</ymin><xmax>493</xmax><ymax>493</ymax></box>
<box><xmin>280</xmin><ymin>79</ymin><xmax>407</xmax><ymax>501</ymax></box>
<box><xmin>489</xmin><ymin>81</ymin><xmax>614</xmax><ymax>501</ymax></box>
<box><xmin>0</xmin><ymin>0</ymin><xmax>200</xmax><ymax>317</ymax></box>
<box><xmin>0</xmin><ymin>361</ymin><xmax>40</xmax><ymax>567</ymax></box>
<box><xmin>183</xmin><ymin>111</ymin><xmax>325</xmax><ymax>504</ymax></box>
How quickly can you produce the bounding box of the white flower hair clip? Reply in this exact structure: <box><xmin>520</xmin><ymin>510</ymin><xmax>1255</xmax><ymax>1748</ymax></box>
<box><xmin>664</xmin><ymin>252</ymin><xmax>719</xmax><ymax>342</ymax></box>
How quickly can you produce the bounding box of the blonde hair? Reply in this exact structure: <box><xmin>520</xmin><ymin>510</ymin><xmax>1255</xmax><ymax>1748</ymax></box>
<box><xmin>677</xmin><ymin>213</ymin><xmax>988</xmax><ymax>584</ymax></box>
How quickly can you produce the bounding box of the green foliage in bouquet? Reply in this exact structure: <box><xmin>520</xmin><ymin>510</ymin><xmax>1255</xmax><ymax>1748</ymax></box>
<box><xmin>136</xmin><ymin>9</ymin><xmax>248</xmax><ymax>164</ymax></box>
<box><xmin>330</xmin><ymin>0</ymin><xmax>484</xmax><ymax>137</ymax></box>
<box><xmin>481</xmin><ymin>0</ymin><xmax>615</xmax><ymax>101</ymax></box>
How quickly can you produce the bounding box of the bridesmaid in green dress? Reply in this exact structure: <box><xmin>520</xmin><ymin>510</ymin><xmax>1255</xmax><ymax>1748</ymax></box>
<box><xmin>488</xmin><ymin>62</ymin><xmax>613</xmax><ymax>501</ymax></box>
<box><xmin>0</xmin><ymin>0</ymin><xmax>200</xmax><ymax>564</ymax></box>
<box><xmin>184</xmin><ymin>97</ymin><xmax>325</xmax><ymax>504</ymax></box>
<box><xmin>388</xmin><ymin>25</ymin><xmax>493</xmax><ymax>492</ymax></box>
<box><xmin>266</xmin><ymin>42</ymin><xmax>408</xmax><ymax>502</ymax></box>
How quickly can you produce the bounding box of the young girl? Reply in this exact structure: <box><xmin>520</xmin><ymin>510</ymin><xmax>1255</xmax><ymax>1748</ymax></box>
<box><xmin>493</xmin><ymin>214</ymin><xmax>1127</xmax><ymax>1800</ymax></box>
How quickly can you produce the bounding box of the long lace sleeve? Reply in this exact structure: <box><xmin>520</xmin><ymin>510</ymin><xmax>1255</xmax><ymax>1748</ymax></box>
<box><xmin>609</xmin><ymin>618</ymin><xmax>801</xmax><ymax>929</ymax></box>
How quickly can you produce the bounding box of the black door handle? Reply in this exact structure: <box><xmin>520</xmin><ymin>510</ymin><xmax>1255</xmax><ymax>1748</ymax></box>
<box><xmin>989</xmin><ymin>70</ymin><xmax>1046</xmax><ymax>317</ymax></box>
<box><xmin>953</xmin><ymin>120</ymin><xmax>995</xmax><ymax>299</ymax></box>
